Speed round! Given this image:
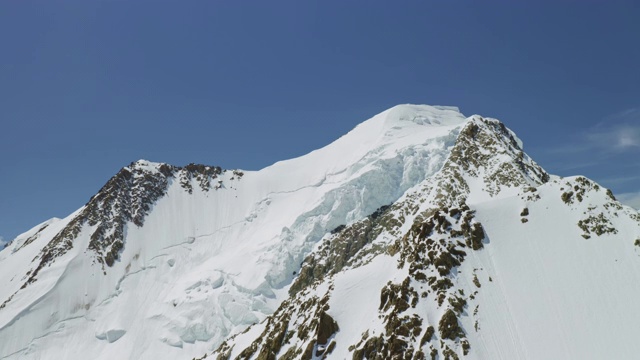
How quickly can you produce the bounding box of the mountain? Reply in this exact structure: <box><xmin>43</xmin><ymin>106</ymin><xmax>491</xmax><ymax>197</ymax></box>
<box><xmin>1</xmin><ymin>105</ymin><xmax>639</xmax><ymax>360</ymax></box>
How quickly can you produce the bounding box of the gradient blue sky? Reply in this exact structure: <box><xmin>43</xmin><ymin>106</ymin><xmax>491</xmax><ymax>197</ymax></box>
<box><xmin>1</xmin><ymin>1</ymin><xmax>639</xmax><ymax>242</ymax></box>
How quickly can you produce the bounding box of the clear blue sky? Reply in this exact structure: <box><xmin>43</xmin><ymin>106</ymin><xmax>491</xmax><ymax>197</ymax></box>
<box><xmin>1</xmin><ymin>1</ymin><xmax>639</xmax><ymax>241</ymax></box>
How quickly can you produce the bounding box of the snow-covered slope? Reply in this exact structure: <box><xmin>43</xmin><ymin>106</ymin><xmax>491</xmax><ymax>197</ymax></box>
<box><xmin>1</xmin><ymin>105</ymin><xmax>639</xmax><ymax>360</ymax></box>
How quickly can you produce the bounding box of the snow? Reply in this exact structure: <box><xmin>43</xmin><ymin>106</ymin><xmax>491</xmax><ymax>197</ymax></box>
<box><xmin>326</xmin><ymin>255</ymin><xmax>401</xmax><ymax>358</ymax></box>
<box><xmin>462</xmin><ymin>179</ymin><xmax>640</xmax><ymax>359</ymax></box>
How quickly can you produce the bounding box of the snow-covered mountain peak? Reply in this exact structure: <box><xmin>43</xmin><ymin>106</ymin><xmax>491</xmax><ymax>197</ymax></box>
<box><xmin>356</xmin><ymin>104</ymin><xmax>467</xmax><ymax>143</ymax></box>
<box><xmin>1</xmin><ymin>104</ymin><xmax>639</xmax><ymax>360</ymax></box>
<box><xmin>259</xmin><ymin>104</ymin><xmax>467</xmax><ymax>194</ymax></box>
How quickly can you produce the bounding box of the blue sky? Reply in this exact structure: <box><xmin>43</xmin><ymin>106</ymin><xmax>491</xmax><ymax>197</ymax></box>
<box><xmin>1</xmin><ymin>1</ymin><xmax>639</xmax><ymax>241</ymax></box>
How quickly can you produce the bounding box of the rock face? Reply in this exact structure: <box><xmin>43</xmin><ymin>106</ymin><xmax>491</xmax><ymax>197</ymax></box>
<box><xmin>1</xmin><ymin>105</ymin><xmax>640</xmax><ymax>360</ymax></box>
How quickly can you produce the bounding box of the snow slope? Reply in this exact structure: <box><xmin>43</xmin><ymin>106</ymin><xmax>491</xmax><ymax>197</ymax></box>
<box><xmin>466</xmin><ymin>178</ymin><xmax>640</xmax><ymax>359</ymax></box>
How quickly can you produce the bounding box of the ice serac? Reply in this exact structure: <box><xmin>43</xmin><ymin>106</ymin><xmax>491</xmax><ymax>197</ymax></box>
<box><xmin>0</xmin><ymin>105</ymin><xmax>471</xmax><ymax>360</ymax></box>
